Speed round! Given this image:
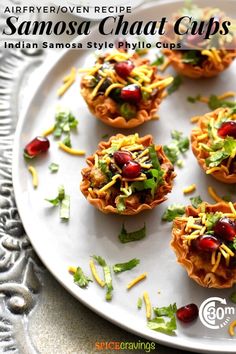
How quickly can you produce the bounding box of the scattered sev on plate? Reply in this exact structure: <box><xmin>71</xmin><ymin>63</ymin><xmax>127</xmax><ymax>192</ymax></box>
<box><xmin>28</xmin><ymin>165</ymin><xmax>38</xmax><ymax>188</ymax></box>
<box><xmin>127</xmin><ymin>273</ymin><xmax>147</xmax><ymax>290</ymax></box>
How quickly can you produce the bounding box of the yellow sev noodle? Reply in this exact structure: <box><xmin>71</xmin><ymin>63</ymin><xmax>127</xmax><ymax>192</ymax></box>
<box><xmin>127</xmin><ymin>273</ymin><xmax>147</xmax><ymax>290</ymax></box>
<box><xmin>207</xmin><ymin>186</ymin><xmax>226</xmax><ymax>203</ymax></box>
<box><xmin>57</xmin><ymin>67</ymin><xmax>76</xmax><ymax>97</ymax></box>
<box><xmin>89</xmin><ymin>260</ymin><xmax>105</xmax><ymax>287</ymax></box>
<box><xmin>229</xmin><ymin>320</ymin><xmax>236</xmax><ymax>336</ymax></box>
<box><xmin>28</xmin><ymin>166</ymin><xmax>38</xmax><ymax>188</ymax></box>
<box><xmin>143</xmin><ymin>291</ymin><xmax>152</xmax><ymax>320</ymax></box>
<box><xmin>58</xmin><ymin>142</ymin><xmax>85</xmax><ymax>156</ymax></box>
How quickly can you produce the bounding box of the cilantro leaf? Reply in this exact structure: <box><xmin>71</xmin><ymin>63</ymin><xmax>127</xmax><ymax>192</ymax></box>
<box><xmin>49</xmin><ymin>162</ymin><xmax>59</xmax><ymax>173</ymax></box>
<box><xmin>116</xmin><ymin>197</ymin><xmax>126</xmax><ymax>213</ymax></box>
<box><xmin>148</xmin><ymin>145</ymin><xmax>161</xmax><ymax>169</ymax></box>
<box><xmin>137</xmin><ymin>297</ymin><xmax>143</xmax><ymax>309</ymax></box>
<box><xmin>206</xmin><ymin>137</ymin><xmax>236</xmax><ymax>168</ymax></box>
<box><xmin>162</xmin><ymin>204</ymin><xmax>185</xmax><ymax>222</ymax></box>
<box><xmin>208</xmin><ymin>95</ymin><xmax>236</xmax><ymax>110</ymax></box>
<box><xmin>153</xmin><ymin>303</ymin><xmax>177</xmax><ymax>317</ymax></box>
<box><xmin>118</xmin><ymin>224</ymin><xmax>146</xmax><ymax>243</ymax></box>
<box><xmin>148</xmin><ymin>303</ymin><xmax>177</xmax><ymax>336</ymax></box>
<box><xmin>182</xmin><ymin>50</ymin><xmax>201</xmax><ymax>65</ymax></box>
<box><xmin>45</xmin><ymin>185</ymin><xmax>65</xmax><ymax>206</ymax></box>
<box><xmin>164</xmin><ymin>131</ymin><xmax>189</xmax><ymax>165</ymax></box>
<box><xmin>93</xmin><ymin>255</ymin><xmax>113</xmax><ymax>301</ymax></box>
<box><xmin>190</xmin><ymin>195</ymin><xmax>203</xmax><ymax>208</ymax></box>
<box><xmin>73</xmin><ymin>267</ymin><xmax>92</xmax><ymax>288</ymax></box>
<box><xmin>132</xmin><ymin>168</ymin><xmax>163</xmax><ymax>198</ymax></box>
<box><xmin>113</xmin><ymin>258</ymin><xmax>140</xmax><ymax>273</ymax></box>
<box><xmin>45</xmin><ymin>185</ymin><xmax>70</xmax><ymax>221</ymax></box>
<box><xmin>53</xmin><ymin>108</ymin><xmax>78</xmax><ymax>147</ymax></box>
<box><xmin>205</xmin><ymin>213</ymin><xmax>222</xmax><ymax>231</ymax></box>
<box><xmin>167</xmin><ymin>75</ymin><xmax>183</xmax><ymax>95</ymax></box>
<box><xmin>93</xmin><ymin>255</ymin><xmax>106</xmax><ymax>267</ymax></box>
<box><xmin>60</xmin><ymin>194</ymin><xmax>70</xmax><ymax>220</ymax></box>
<box><xmin>187</xmin><ymin>94</ymin><xmax>201</xmax><ymax>103</ymax></box>
<box><xmin>151</xmin><ymin>55</ymin><xmax>165</xmax><ymax>66</ymax></box>
<box><xmin>102</xmin><ymin>133</ymin><xmax>109</xmax><ymax>139</ymax></box>
<box><xmin>98</xmin><ymin>160</ymin><xmax>112</xmax><ymax>181</ymax></box>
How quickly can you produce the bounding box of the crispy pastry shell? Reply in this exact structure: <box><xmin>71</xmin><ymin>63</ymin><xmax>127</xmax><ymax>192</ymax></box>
<box><xmin>80</xmin><ymin>54</ymin><xmax>165</xmax><ymax>128</ymax></box>
<box><xmin>171</xmin><ymin>203</ymin><xmax>236</xmax><ymax>288</ymax></box>
<box><xmin>80</xmin><ymin>134</ymin><xmax>175</xmax><ymax>215</ymax></box>
<box><xmin>191</xmin><ymin>108</ymin><xmax>236</xmax><ymax>183</ymax></box>
<box><xmin>163</xmin><ymin>49</ymin><xmax>236</xmax><ymax>79</ymax></box>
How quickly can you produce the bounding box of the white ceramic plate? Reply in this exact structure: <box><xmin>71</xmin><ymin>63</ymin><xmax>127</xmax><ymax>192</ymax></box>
<box><xmin>13</xmin><ymin>1</ymin><xmax>236</xmax><ymax>353</ymax></box>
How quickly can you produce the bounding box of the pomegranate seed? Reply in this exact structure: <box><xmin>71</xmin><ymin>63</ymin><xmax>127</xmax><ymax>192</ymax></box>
<box><xmin>24</xmin><ymin>136</ymin><xmax>50</xmax><ymax>158</ymax></box>
<box><xmin>121</xmin><ymin>84</ymin><xmax>142</xmax><ymax>104</ymax></box>
<box><xmin>218</xmin><ymin>121</ymin><xmax>236</xmax><ymax>139</ymax></box>
<box><xmin>113</xmin><ymin>150</ymin><xmax>132</xmax><ymax>167</ymax></box>
<box><xmin>193</xmin><ymin>235</ymin><xmax>220</xmax><ymax>252</ymax></box>
<box><xmin>214</xmin><ymin>217</ymin><xmax>236</xmax><ymax>241</ymax></box>
<box><xmin>122</xmin><ymin>161</ymin><xmax>141</xmax><ymax>179</ymax></box>
<box><xmin>114</xmin><ymin>61</ymin><xmax>134</xmax><ymax>79</ymax></box>
<box><xmin>177</xmin><ymin>304</ymin><xmax>199</xmax><ymax>323</ymax></box>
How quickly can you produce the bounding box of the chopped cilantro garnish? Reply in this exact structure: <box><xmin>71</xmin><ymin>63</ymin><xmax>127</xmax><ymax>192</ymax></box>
<box><xmin>230</xmin><ymin>292</ymin><xmax>236</xmax><ymax>304</ymax></box>
<box><xmin>73</xmin><ymin>267</ymin><xmax>92</xmax><ymax>288</ymax></box>
<box><xmin>102</xmin><ymin>133</ymin><xmax>109</xmax><ymax>139</ymax></box>
<box><xmin>45</xmin><ymin>185</ymin><xmax>70</xmax><ymax>221</ymax></box>
<box><xmin>162</xmin><ymin>204</ymin><xmax>185</xmax><ymax>222</ymax></box>
<box><xmin>113</xmin><ymin>258</ymin><xmax>140</xmax><ymax>273</ymax></box>
<box><xmin>190</xmin><ymin>195</ymin><xmax>203</xmax><ymax>208</ymax></box>
<box><xmin>153</xmin><ymin>303</ymin><xmax>177</xmax><ymax>317</ymax></box>
<box><xmin>118</xmin><ymin>224</ymin><xmax>146</xmax><ymax>243</ymax></box>
<box><xmin>187</xmin><ymin>94</ymin><xmax>201</xmax><ymax>103</ymax></box>
<box><xmin>208</xmin><ymin>95</ymin><xmax>236</xmax><ymax>110</ymax></box>
<box><xmin>222</xmin><ymin>194</ymin><xmax>232</xmax><ymax>202</ymax></box>
<box><xmin>98</xmin><ymin>160</ymin><xmax>112</xmax><ymax>181</ymax></box>
<box><xmin>45</xmin><ymin>185</ymin><xmax>65</xmax><ymax>206</ymax></box>
<box><xmin>132</xmin><ymin>169</ymin><xmax>163</xmax><ymax>198</ymax></box>
<box><xmin>93</xmin><ymin>255</ymin><xmax>113</xmax><ymax>301</ymax></box>
<box><xmin>60</xmin><ymin>194</ymin><xmax>70</xmax><ymax>220</ymax></box>
<box><xmin>231</xmin><ymin>238</ymin><xmax>236</xmax><ymax>251</ymax></box>
<box><xmin>93</xmin><ymin>255</ymin><xmax>106</xmax><ymax>267</ymax></box>
<box><xmin>182</xmin><ymin>50</ymin><xmax>201</xmax><ymax>65</ymax></box>
<box><xmin>117</xmin><ymin>197</ymin><xmax>126</xmax><ymax>213</ymax></box>
<box><xmin>53</xmin><ymin>108</ymin><xmax>78</xmax><ymax>147</ymax></box>
<box><xmin>167</xmin><ymin>75</ymin><xmax>183</xmax><ymax>95</ymax></box>
<box><xmin>148</xmin><ymin>145</ymin><xmax>161</xmax><ymax>169</ymax></box>
<box><xmin>148</xmin><ymin>303</ymin><xmax>177</xmax><ymax>335</ymax></box>
<box><xmin>164</xmin><ymin>131</ymin><xmax>189</xmax><ymax>165</ymax></box>
<box><xmin>137</xmin><ymin>297</ymin><xmax>143</xmax><ymax>309</ymax></box>
<box><xmin>49</xmin><ymin>162</ymin><xmax>59</xmax><ymax>173</ymax></box>
<box><xmin>151</xmin><ymin>55</ymin><xmax>165</xmax><ymax>66</ymax></box>
<box><xmin>205</xmin><ymin>213</ymin><xmax>222</xmax><ymax>231</ymax></box>
<box><xmin>176</xmin><ymin>159</ymin><xmax>184</xmax><ymax>168</ymax></box>
<box><xmin>206</xmin><ymin>137</ymin><xmax>236</xmax><ymax>168</ymax></box>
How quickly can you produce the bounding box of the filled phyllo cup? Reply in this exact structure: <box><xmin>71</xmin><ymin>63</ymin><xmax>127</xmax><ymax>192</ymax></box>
<box><xmin>191</xmin><ymin>107</ymin><xmax>236</xmax><ymax>183</ymax></box>
<box><xmin>171</xmin><ymin>202</ymin><xmax>236</xmax><ymax>288</ymax></box>
<box><xmin>163</xmin><ymin>6</ymin><xmax>236</xmax><ymax>79</ymax></box>
<box><xmin>80</xmin><ymin>51</ymin><xmax>173</xmax><ymax>128</ymax></box>
<box><xmin>80</xmin><ymin>134</ymin><xmax>175</xmax><ymax>215</ymax></box>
